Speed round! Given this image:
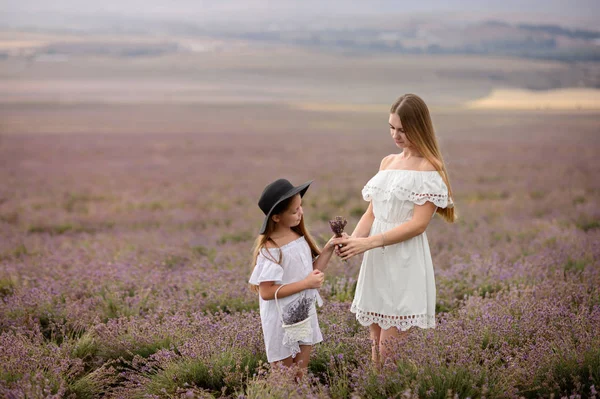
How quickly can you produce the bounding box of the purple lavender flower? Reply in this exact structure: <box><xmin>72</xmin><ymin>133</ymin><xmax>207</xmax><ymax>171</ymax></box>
<box><xmin>329</xmin><ymin>216</ymin><xmax>347</xmax><ymax>238</ymax></box>
<box><xmin>282</xmin><ymin>295</ymin><xmax>314</xmax><ymax>325</ymax></box>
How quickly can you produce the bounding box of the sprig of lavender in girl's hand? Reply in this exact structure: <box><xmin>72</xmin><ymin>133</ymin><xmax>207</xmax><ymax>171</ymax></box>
<box><xmin>282</xmin><ymin>295</ymin><xmax>314</xmax><ymax>325</ymax></box>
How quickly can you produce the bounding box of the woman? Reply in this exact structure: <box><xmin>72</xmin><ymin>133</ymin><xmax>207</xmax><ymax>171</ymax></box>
<box><xmin>332</xmin><ymin>94</ymin><xmax>456</xmax><ymax>365</ymax></box>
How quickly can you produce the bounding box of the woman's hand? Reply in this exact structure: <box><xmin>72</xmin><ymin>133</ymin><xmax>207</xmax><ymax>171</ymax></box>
<box><xmin>332</xmin><ymin>235</ymin><xmax>375</xmax><ymax>261</ymax></box>
<box><xmin>333</xmin><ymin>232</ymin><xmax>350</xmax><ymax>257</ymax></box>
<box><xmin>303</xmin><ymin>269</ymin><xmax>325</xmax><ymax>289</ymax></box>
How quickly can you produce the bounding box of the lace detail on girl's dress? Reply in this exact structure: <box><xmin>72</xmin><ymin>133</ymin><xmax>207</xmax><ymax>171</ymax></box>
<box><xmin>285</xmin><ymin>342</ymin><xmax>301</xmax><ymax>359</ymax></box>
<box><xmin>350</xmin><ymin>304</ymin><xmax>436</xmax><ymax>331</ymax></box>
<box><xmin>361</xmin><ymin>170</ymin><xmax>451</xmax><ymax>208</ymax></box>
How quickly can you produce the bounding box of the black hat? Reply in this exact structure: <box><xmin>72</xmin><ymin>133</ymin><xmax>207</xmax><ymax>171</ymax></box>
<box><xmin>258</xmin><ymin>178</ymin><xmax>312</xmax><ymax>234</ymax></box>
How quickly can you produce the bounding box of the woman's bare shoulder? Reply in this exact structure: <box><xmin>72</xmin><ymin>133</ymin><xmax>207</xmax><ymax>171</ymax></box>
<box><xmin>379</xmin><ymin>154</ymin><xmax>398</xmax><ymax>170</ymax></box>
<box><xmin>417</xmin><ymin>157</ymin><xmax>438</xmax><ymax>172</ymax></box>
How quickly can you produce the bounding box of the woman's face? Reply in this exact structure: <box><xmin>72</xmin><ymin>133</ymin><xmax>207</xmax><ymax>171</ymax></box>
<box><xmin>389</xmin><ymin>113</ymin><xmax>412</xmax><ymax>149</ymax></box>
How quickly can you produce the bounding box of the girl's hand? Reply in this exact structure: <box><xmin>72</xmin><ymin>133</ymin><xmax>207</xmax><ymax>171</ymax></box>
<box><xmin>323</xmin><ymin>234</ymin><xmax>338</xmax><ymax>251</ymax></box>
<box><xmin>303</xmin><ymin>269</ymin><xmax>325</xmax><ymax>289</ymax></box>
<box><xmin>331</xmin><ymin>236</ymin><xmax>372</xmax><ymax>261</ymax></box>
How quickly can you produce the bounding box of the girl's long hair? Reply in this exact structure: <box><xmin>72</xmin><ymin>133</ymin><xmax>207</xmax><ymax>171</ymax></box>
<box><xmin>249</xmin><ymin>196</ymin><xmax>321</xmax><ymax>293</ymax></box>
<box><xmin>391</xmin><ymin>94</ymin><xmax>456</xmax><ymax>223</ymax></box>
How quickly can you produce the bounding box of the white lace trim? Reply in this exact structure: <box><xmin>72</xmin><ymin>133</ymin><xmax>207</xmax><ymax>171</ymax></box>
<box><xmin>350</xmin><ymin>304</ymin><xmax>436</xmax><ymax>331</ymax></box>
<box><xmin>361</xmin><ymin>170</ymin><xmax>451</xmax><ymax>208</ymax></box>
<box><xmin>287</xmin><ymin>343</ymin><xmax>301</xmax><ymax>359</ymax></box>
<box><xmin>362</xmin><ymin>184</ymin><xmax>450</xmax><ymax>208</ymax></box>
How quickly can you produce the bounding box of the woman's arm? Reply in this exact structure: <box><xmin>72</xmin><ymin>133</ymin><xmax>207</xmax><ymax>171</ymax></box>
<box><xmin>332</xmin><ymin>201</ymin><xmax>437</xmax><ymax>261</ymax></box>
<box><xmin>351</xmin><ymin>154</ymin><xmax>394</xmax><ymax>238</ymax></box>
<box><xmin>351</xmin><ymin>201</ymin><xmax>375</xmax><ymax>238</ymax></box>
<box><xmin>258</xmin><ymin>269</ymin><xmax>324</xmax><ymax>300</ymax></box>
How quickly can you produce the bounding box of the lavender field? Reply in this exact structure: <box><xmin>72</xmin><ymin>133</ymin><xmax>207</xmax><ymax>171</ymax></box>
<box><xmin>1</xmin><ymin>110</ymin><xmax>599</xmax><ymax>398</ymax></box>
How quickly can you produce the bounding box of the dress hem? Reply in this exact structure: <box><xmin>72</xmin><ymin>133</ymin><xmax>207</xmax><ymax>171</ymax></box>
<box><xmin>350</xmin><ymin>304</ymin><xmax>436</xmax><ymax>331</ymax></box>
<box><xmin>267</xmin><ymin>338</ymin><xmax>323</xmax><ymax>363</ymax></box>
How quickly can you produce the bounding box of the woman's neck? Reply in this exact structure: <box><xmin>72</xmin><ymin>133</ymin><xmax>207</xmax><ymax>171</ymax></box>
<box><xmin>400</xmin><ymin>147</ymin><xmax>423</xmax><ymax>159</ymax></box>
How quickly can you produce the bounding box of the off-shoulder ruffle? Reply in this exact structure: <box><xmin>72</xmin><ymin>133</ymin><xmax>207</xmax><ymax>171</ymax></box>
<box><xmin>362</xmin><ymin>170</ymin><xmax>450</xmax><ymax>208</ymax></box>
<box><xmin>249</xmin><ymin>251</ymin><xmax>284</xmax><ymax>285</ymax></box>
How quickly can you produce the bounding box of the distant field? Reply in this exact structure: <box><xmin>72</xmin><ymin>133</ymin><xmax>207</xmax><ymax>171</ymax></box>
<box><xmin>1</xmin><ymin>30</ymin><xmax>599</xmax><ymax>118</ymax></box>
<box><xmin>1</xmin><ymin>29</ymin><xmax>600</xmax><ymax>136</ymax></box>
<box><xmin>467</xmin><ymin>88</ymin><xmax>600</xmax><ymax>110</ymax></box>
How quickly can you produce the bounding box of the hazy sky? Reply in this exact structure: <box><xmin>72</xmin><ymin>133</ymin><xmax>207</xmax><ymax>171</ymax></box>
<box><xmin>4</xmin><ymin>0</ymin><xmax>599</xmax><ymax>19</ymax></box>
<box><xmin>0</xmin><ymin>0</ymin><xmax>600</xmax><ymax>30</ymax></box>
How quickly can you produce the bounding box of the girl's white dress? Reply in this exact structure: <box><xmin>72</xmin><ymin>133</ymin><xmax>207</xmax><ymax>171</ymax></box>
<box><xmin>249</xmin><ymin>236</ymin><xmax>323</xmax><ymax>363</ymax></box>
<box><xmin>351</xmin><ymin>169</ymin><xmax>450</xmax><ymax>331</ymax></box>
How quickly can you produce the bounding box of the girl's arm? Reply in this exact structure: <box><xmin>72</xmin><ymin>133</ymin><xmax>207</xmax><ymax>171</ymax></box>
<box><xmin>332</xmin><ymin>201</ymin><xmax>436</xmax><ymax>261</ymax></box>
<box><xmin>258</xmin><ymin>269</ymin><xmax>324</xmax><ymax>301</ymax></box>
<box><xmin>313</xmin><ymin>236</ymin><xmax>336</xmax><ymax>272</ymax></box>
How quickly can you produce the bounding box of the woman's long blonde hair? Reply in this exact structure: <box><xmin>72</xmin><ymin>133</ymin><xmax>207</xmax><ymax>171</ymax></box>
<box><xmin>391</xmin><ymin>94</ymin><xmax>456</xmax><ymax>223</ymax></box>
<box><xmin>249</xmin><ymin>196</ymin><xmax>321</xmax><ymax>293</ymax></box>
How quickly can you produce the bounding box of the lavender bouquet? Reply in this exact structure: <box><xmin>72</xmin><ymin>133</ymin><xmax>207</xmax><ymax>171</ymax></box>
<box><xmin>329</xmin><ymin>216</ymin><xmax>347</xmax><ymax>238</ymax></box>
<box><xmin>329</xmin><ymin>216</ymin><xmax>347</xmax><ymax>250</ymax></box>
<box><xmin>282</xmin><ymin>294</ymin><xmax>314</xmax><ymax>325</ymax></box>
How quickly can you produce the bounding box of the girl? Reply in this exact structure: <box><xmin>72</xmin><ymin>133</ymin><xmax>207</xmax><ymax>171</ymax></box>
<box><xmin>332</xmin><ymin>94</ymin><xmax>456</xmax><ymax>366</ymax></box>
<box><xmin>249</xmin><ymin>178</ymin><xmax>335</xmax><ymax>376</ymax></box>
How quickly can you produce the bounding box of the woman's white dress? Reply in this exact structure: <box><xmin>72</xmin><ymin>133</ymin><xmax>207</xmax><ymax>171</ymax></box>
<box><xmin>249</xmin><ymin>236</ymin><xmax>323</xmax><ymax>362</ymax></box>
<box><xmin>351</xmin><ymin>169</ymin><xmax>450</xmax><ymax>331</ymax></box>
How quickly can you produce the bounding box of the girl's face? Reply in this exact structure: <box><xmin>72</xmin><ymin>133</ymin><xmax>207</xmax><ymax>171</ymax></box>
<box><xmin>273</xmin><ymin>194</ymin><xmax>303</xmax><ymax>228</ymax></box>
<box><xmin>389</xmin><ymin>113</ymin><xmax>412</xmax><ymax>149</ymax></box>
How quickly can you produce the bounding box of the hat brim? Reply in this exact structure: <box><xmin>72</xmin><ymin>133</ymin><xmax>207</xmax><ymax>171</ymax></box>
<box><xmin>259</xmin><ymin>180</ymin><xmax>312</xmax><ymax>235</ymax></box>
